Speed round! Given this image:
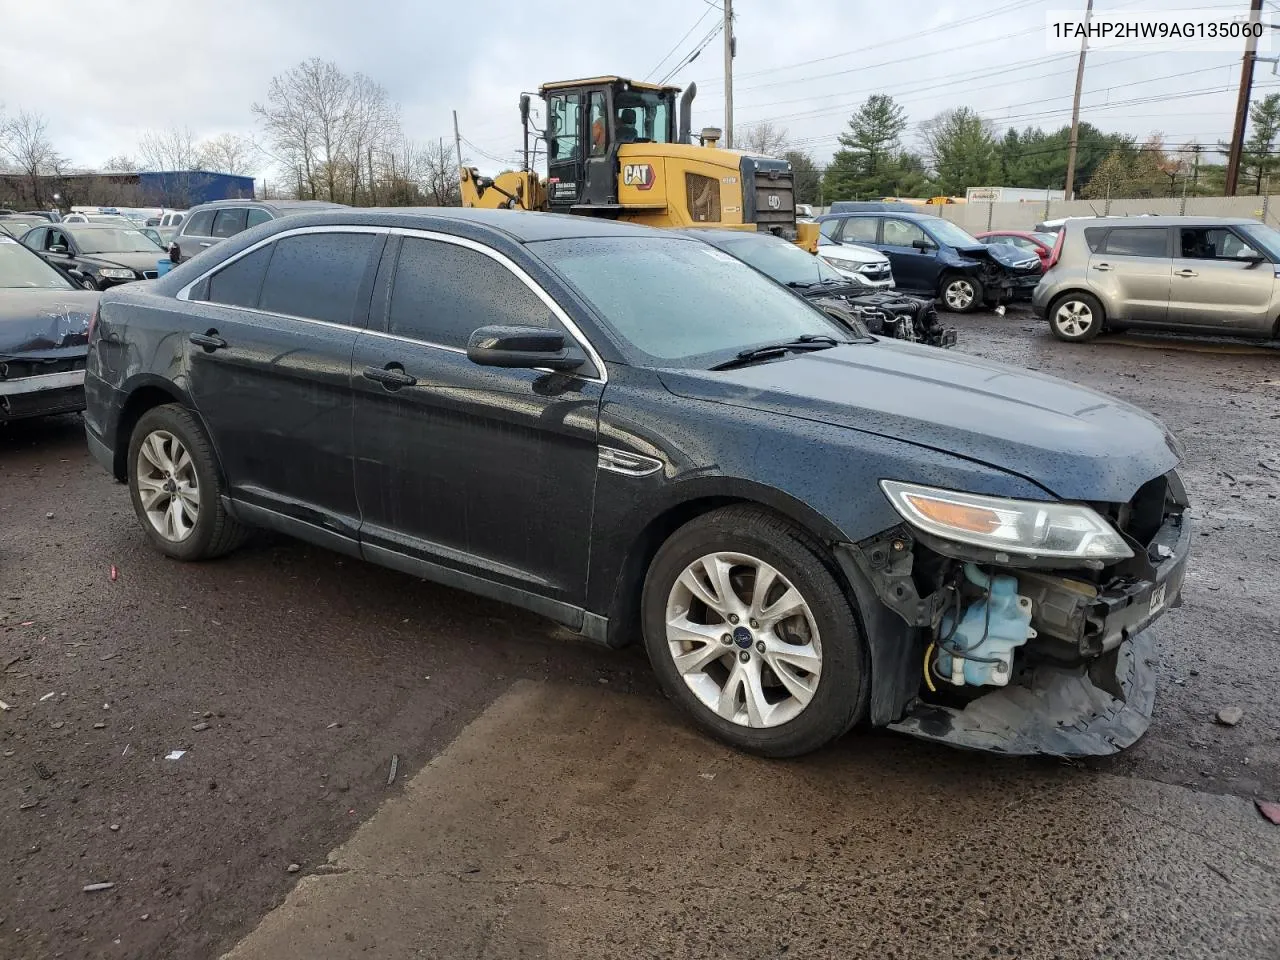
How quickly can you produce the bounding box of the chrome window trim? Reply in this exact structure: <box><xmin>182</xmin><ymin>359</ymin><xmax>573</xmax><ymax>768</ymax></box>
<box><xmin>177</xmin><ymin>223</ymin><xmax>607</xmax><ymax>384</ymax></box>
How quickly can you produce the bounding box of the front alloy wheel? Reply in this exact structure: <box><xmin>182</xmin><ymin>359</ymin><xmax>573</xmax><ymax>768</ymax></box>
<box><xmin>666</xmin><ymin>552</ymin><xmax>822</xmax><ymax>728</ymax></box>
<box><xmin>942</xmin><ymin>275</ymin><xmax>981</xmax><ymax>313</ymax></box>
<box><xmin>135</xmin><ymin>429</ymin><xmax>200</xmax><ymax>542</ymax></box>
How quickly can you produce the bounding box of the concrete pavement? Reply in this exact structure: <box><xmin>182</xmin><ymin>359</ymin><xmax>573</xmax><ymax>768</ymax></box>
<box><xmin>222</xmin><ymin>682</ymin><xmax>1280</xmax><ymax>960</ymax></box>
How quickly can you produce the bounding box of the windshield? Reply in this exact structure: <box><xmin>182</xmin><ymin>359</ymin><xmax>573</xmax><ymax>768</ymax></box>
<box><xmin>0</xmin><ymin>220</ymin><xmax>39</xmax><ymax>238</ymax></box>
<box><xmin>923</xmin><ymin>218</ymin><xmax>982</xmax><ymax>248</ymax></box>
<box><xmin>0</xmin><ymin>238</ymin><xmax>73</xmax><ymax>289</ymax></box>
<box><xmin>714</xmin><ymin>235</ymin><xmax>846</xmax><ymax>286</ymax></box>
<box><xmin>67</xmin><ymin>227</ymin><xmax>162</xmax><ymax>254</ymax></box>
<box><xmin>534</xmin><ymin>236</ymin><xmax>851</xmax><ymax>368</ymax></box>
<box><xmin>1032</xmin><ymin>232</ymin><xmax>1056</xmax><ymax>247</ymax></box>
<box><xmin>1236</xmin><ymin>223</ymin><xmax>1280</xmax><ymax>261</ymax></box>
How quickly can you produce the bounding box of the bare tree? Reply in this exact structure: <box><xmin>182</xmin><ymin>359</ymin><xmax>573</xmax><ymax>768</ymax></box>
<box><xmin>253</xmin><ymin>59</ymin><xmax>353</xmax><ymax>202</ymax></box>
<box><xmin>737</xmin><ymin>121</ymin><xmax>789</xmax><ymax>157</ymax></box>
<box><xmin>0</xmin><ymin>110</ymin><xmax>65</xmax><ymax>207</ymax></box>
<box><xmin>101</xmin><ymin>154</ymin><xmax>141</xmax><ymax>172</ymax></box>
<box><xmin>345</xmin><ymin>74</ymin><xmax>398</xmax><ymax>205</ymax></box>
<box><xmin>199</xmin><ymin>133</ymin><xmax>258</xmax><ymax>176</ymax></box>
<box><xmin>419</xmin><ymin>139</ymin><xmax>460</xmax><ymax>206</ymax></box>
<box><xmin>138</xmin><ymin>126</ymin><xmax>202</xmax><ymax>171</ymax></box>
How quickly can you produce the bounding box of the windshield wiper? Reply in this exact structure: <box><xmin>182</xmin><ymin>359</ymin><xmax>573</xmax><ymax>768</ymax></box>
<box><xmin>709</xmin><ymin>335</ymin><xmax>841</xmax><ymax>371</ymax></box>
<box><xmin>786</xmin><ymin>280</ymin><xmax>818</xmax><ymax>289</ymax></box>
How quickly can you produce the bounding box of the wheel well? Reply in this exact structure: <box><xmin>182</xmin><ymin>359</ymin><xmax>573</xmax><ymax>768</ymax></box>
<box><xmin>112</xmin><ymin>385</ymin><xmax>184</xmax><ymax>480</ymax></box>
<box><xmin>602</xmin><ymin>495</ymin><xmax>846</xmax><ymax>649</ymax></box>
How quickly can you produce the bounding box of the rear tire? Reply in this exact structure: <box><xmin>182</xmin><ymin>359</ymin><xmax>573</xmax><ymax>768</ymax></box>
<box><xmin>641</xmin><ymin>505</ymin><xmax>868</xmax><ymax>758</ymax></box>
<box><xmin>1048</xmin><ymin>292</ymin><xmax>1104</xmax><ymax>342</ymax></box>
<box><xmin>940</xmin><ymin>273</ymin><xmax>982</xmax><ymax>313</ymax></box>
<box><xmin>127</xmin><ymin>403</ymin><xmax>249</xmax><ymax>561</ymax></box>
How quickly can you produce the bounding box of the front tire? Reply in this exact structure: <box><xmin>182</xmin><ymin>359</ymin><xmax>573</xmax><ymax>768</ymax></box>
<box><xmin>1048</xmin><ymin>292</ymin><xmax>1104</xmax><ymax>342</ymax></box>
<box><xmin>127</xmin><ymin>403</ymin><xmax>248</xmax><ymax>561</ymax></box>
<box><xmin>641</xmin><ymin>505</ymin><xmax>868</xmax><ymax>758</ymax></box>
<box><xmin>940</xmin><ymin>273</ymin><xmax>982</xmax><ymax>313</ymax></box>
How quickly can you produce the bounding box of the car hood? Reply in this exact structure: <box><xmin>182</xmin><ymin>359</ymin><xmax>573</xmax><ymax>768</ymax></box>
<box><xmin>658</xmin><ymin>341</ymin><xmax>1179</xmax><ymax>502</ymax></box>
<box><xmin>79</xmin><ymin>251</ymin><xmax>164</xmax><ymax>272</ymax></box>
<box><xmin>0</xmin><ymin>289</ymin><xmax>98</xmax><ymax>357</ymax></box>
<box><xmin>819</xmin><ymin>242</ymin><xmax>887</xmax><ymax>265</ymax></box>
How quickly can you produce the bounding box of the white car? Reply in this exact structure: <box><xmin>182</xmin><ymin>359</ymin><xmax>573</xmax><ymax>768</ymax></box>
<box><xmin>816</xmin><ymin>236</ymin><xmax>895</xmax><ymax>291</ymax></box>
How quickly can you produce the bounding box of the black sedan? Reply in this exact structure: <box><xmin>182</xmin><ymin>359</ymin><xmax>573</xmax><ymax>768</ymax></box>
<box><xmin>0</xmin><ymin>236</ymin><xmax>99</xmax><ymax>421</ymax></box>
<box><xmin>84</xmin><ymin>209</ymin><xmax>1188</xmax><ymax>758</ymax></box>
<box><xmin>691</xmin><ymin>229</ymin><xmax>955</xmax><ymax>347</ymax></box>
<box><xmin>21</xmin><ymin>223</ymin><xmax>165</xmax><ymax>290</ymax></box>
<box><xmin>0</xmin><ymin>216</ymin><xmax>45</xmax><ymax>239</ymax></box>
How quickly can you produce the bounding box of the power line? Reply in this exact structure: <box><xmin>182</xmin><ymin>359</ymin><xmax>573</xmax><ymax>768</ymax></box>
<box><xmin>645</xmin><ymin>5</ymin><xmax>717</xmax><ymax>82</ymax></box>
<box><xmin>659</xmin><ymin>20</ymin><xmax>724</xmax><ymax>86</ymax></box>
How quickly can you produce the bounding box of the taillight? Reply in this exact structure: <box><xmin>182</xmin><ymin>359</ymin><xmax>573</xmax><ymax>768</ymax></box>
<box><xmin>87</xmin><ymin>303</ymin><xmax>99</xmax><ymax>343</ymax></box>
<box><xmin>1045</xmin><ymin>231</ymin><xmax>1065</xmax><ymax>270</ymax></box>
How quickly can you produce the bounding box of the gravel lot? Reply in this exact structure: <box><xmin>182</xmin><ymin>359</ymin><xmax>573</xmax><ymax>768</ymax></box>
<box><xmin>2</xmin><ymin>308</ymin><xmax>1277</xmax><ymax>959</ymax></box>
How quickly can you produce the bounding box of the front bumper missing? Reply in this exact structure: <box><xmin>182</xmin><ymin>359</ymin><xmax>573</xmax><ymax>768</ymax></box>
<box><xmin>0</xmin><ymin>370</ymin><xmax>86</xmax><ymax>421</ymax></box>
<box><xmin>887</xmin><ymin>629</ymin><xmax>1156</xmax><ymax>756</ymax></box>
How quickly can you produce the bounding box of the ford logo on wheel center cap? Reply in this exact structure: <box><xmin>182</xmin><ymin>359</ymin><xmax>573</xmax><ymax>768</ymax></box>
<box><xmin>732</xmin><ymin>626</ymin><xmax>753</xmax><ymax>648</ymax></box>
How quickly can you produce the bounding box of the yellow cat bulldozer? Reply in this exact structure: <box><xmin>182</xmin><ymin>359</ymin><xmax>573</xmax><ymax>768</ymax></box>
<box><xmin>459</xmin><ymin>76</ymin><xmax>818</xmax><ymax>252</ymax></box>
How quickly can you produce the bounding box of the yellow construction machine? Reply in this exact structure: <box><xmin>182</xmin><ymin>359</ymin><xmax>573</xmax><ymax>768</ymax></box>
<box><xmin>460</xmin><ymin>76</ymin><xmax>818</xmax><ymax>252</ymax></box>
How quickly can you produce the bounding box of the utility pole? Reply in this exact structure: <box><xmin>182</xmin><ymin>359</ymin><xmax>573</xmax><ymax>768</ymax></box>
<box><xmin>723</xmin><ymin>0</ymin><xmax>734</xmax><ymax>149</ymax></box>
<box><xmin>452</xmin><ymin>110</ymin><xmax>464</xmax><ymax>172</ymax></box>
<box><xmin>1063</xmin><ymin>0</ymin><xmax>1094</xmax><ymax>201</ymax></box>
<box><xmin>1225</xmin><ymin>0</ymin><xmax>1264</xmax><ymax>195</ymax></box>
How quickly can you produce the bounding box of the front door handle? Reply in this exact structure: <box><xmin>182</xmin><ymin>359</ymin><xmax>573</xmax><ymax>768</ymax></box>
<box><xmin>189</xmin><ymin>330</ymin><xmax>227</xmax><ymax>351</ymax></box>
<box><xmin>362</xmin><ymin>364</ymin><xmax>417</xmax><ymax>390</ymax></box>
<box><xmin>198</xmin><ymin>242</ymin><xmax>213</xmax><ymax>248</ymax></box>
<box><xmin>1092</xmin><ymin>263</ymin><xmax>1112</xmax><ymax>272</ymax></box>
<box><xmin>1174</xmin><ymin>268</ymin><xmax>1198</xmax><ymax>277</ymax></box>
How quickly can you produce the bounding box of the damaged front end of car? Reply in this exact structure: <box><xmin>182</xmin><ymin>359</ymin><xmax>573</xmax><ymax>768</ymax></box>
<box><xmin>812</xmin><ymin>289</ymin><xmax>958</xmax><ymax>349</ymax></box>
<box><xmin>838</xmin><ymin>471</ymin><xmax>1190</xmax><ymax>756</ymax></box>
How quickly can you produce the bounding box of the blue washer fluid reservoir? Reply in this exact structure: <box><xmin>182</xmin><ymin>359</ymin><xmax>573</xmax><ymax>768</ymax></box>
<box><xmin>936</xmin><ymin>564</ymin><xmax>1036</xmax><ymax>687</ymax></box>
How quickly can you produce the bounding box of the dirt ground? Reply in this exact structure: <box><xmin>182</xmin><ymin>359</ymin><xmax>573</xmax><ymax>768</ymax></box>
<box><xmin>2</xmin><ymin>309</ymin><xmax>1277</xmax><ymax>960</ymax></box>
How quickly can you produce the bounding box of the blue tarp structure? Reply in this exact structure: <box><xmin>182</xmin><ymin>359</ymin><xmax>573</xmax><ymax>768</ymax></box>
<box><xmin>138</xmin><ymin>171</ymin><xmax>255</xmax><ymax>205</ymax></box>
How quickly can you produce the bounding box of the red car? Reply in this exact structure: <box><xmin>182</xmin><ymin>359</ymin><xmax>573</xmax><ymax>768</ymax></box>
<box><xmin>975</xmin><ymin>230</ymin><xmax>1058</xmax><ymax>270</ymax></box>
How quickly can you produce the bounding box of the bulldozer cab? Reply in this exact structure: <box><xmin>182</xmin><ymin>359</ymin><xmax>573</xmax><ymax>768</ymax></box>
<box><xmin>540</xmin><ymin>76</ymin><xmax>678</xmax><ymax>212</ymax></box>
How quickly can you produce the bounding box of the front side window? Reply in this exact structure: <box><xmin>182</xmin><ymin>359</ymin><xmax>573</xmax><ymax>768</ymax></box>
<box><xmin>686</xmin><ymin>174</ymin><xmax>721</xmax><ymax>222</ymax></box>
<box><xmin>389</xmin><ymin>238</ymin><xmax>551</xmax><ymax>349</ymax></box>
<box><xmin>212</xmin><ymin>208</ymin><xmax>248</xmax><ymax>239</ymax></box>
<box><xmin>246</xmin><ymin>208</ymin><xmax>272</xmax><ymax>228</ymax></box>
<box><xmin>549</xmin><ymin>94</ymin><xmax>582</xmax><ymax>162</ymax></box>
<box><xmin>1101</xmin><ymin>227</ymin><xmax>1168</xmax><ymax>258</ymax></box>
<box><xmin>1179</xmin><ymin>227</ymin><xmax>1259</xmax><ymax>260</ymax></box>
<box><xmin>589</xmin><ymin>93</ymin><xmax>608</xmax><ymax>157</ymax></box>
<box><xmin>206</xmin><ymin>244</ymin><xmax>274</xmax><ymax>308</ymax></box>
<box><xmin>184</xmin><ymin>210</ymin><xmax>216</xmax><ymax>237</ymax></box>
<box><xmin>257</xmin><ymin>232</ymin><xmax>376</xmax><ymax>325</ymax></box>
<box><xmin>882</xmin><ymin>219</ymin><xmax>927</xmax><ymax>247</ymax></box>
<box><xmin>535</xmin><ymin>236</ymin><xmax>849</xmax><ymax>368</ymax></box>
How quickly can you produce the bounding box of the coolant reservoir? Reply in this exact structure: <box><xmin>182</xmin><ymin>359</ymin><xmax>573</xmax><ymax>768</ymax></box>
<box><xmin>937</xmin><ymin>570</ymin><xmax>1035</xmax><ymax>687</ymax></box>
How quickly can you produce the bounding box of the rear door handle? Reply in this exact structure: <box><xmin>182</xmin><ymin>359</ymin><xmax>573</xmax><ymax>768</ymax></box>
<box><xmin>1092</xmin><ymin>263</ymin><xmax>1112</xmax><ymax>272</ymax></box>
<box><xmin>189</xmin><ymin>331</ymin><xmax>227</xmax><ymax>351</ymax></box>
<box><xmin>199</xmin><ymin>242</ymin><xmax>213</xmax><ymax>248</ymax></box>
<box><xmin>362</xmin><ymin>364</ymin><xmax>417</xmax><ymax>390</ymax></box>
<box><xmin>1174</xmin><ymin>269</ymin><xmax>1198</xmax><ymax>277</ymax></box>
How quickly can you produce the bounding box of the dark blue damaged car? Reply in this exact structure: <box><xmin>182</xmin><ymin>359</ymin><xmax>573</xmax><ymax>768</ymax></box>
<box><xmin>82</xmin><ymin>209</ymin><xmax>1190</xmax><ymax>758</ymax></box>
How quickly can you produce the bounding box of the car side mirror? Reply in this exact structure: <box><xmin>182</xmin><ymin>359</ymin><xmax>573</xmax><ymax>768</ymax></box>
<box><xmin>49</xmin><ymin>244</ymin><xmax>68</xmax><ymax>255</ymax></box>
<box><xmin>466</xmin><ymin>324</ymin><xmax>585</xmax><ymax>371</ymax></box>
<box><xmin>911</xmin><ymin>238</ymin><xmax>934</xmax><ymax>252</ymax></box>
<box><xmin>1236</xmin><ymin>248</ymin><xmax>1266</xmax><ymax>265</ymax></box>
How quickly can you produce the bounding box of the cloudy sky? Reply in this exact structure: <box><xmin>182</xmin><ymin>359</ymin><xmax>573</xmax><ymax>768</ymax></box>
<box><xmin>2</xmin><ymin>0</ymin><xmax>1276</xmax><ymax>180</ymax></box>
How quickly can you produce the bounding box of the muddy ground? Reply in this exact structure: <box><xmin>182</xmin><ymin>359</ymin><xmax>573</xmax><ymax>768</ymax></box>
<box><xmin>1</xmin><ymin>309</ymin><xmax>1277</xmax><ymax>959</ymax></box>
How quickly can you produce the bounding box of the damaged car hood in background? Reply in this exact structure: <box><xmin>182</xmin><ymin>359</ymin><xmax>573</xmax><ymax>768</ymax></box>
<box><xmin>659</xmin><ymin>341</ymin><xmax>1180</xmax><ymax>502</ymax></box>
<box><xmin>0</xmin><ymin>291</ymin><xmax>98</xmax><ymax>359</ymax></box>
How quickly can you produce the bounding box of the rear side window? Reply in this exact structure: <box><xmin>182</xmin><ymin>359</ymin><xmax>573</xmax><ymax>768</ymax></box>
<box><xmin>184</xmin><ymin>210</ymin><xmax>215</xmax><ymax>237</ymax></box>
<box><xmin>1099</xmin><ymin>227</ymin><xmax>1168</xmax><ymax>258</ymax></box>
<box><xmin>207</xmin><ymin>245</ymin><xmax>273</xmax><ymax>308</ymax></box>
<box><xmin>258</xmin><ymin>232</ymin><xmax>377</xmax><ymax>325</ymax></box>
<box><xmin>388</xmin><ymin>238</ymin><xmax>550</xmax><ymax>349</ymax></box>
<box><xmin>212</xmin><ymin>208</ymin><xmax>248</xmax><ymax>239</ymax></box>
<box><xmin>843</xmin><ymin>218</ymin><xmax>878</xmax><ymax>243</ymax></box>
<box><xmin>246</xmin><ymin>208</ymin><xmax>272</xmax><ymax>228</ymax></box>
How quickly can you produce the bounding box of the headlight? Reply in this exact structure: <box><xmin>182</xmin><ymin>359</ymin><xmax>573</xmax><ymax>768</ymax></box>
<box><xmin>98</xmin><ymin>268</ymin><xmax>136</xmax><ymax>280</ymax></box>
<box><xmin>879</xmin><ymin>480</ymin><xmax>1133</xmax><ymax>561</ymax></box>
<box><xmin>819</xmin><ymin>256</ymin><xmax>864</xmax><ymax>280</ymax></box>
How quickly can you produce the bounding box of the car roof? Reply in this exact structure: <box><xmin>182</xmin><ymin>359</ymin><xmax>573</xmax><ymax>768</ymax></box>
<box><xmin>1064</xmin><ymin>215</ymin><xmax>1262</xmax><ymax>228</ymax></box>
<box><xmin>271</xmin><ymin>207</ymin><xmax>677</xmax><ymax>243</ymax></box>
<box><xmin>188</xmin><ymin>199</ymin><xmax>346</xmax><ymax>211</ymax></box>
<box><xmin>817</xmin><ymin>210</ymin><xmax>940</xmax><ymax>222</ymax></box>
<box><xmin>681</xmin><ymin>228</ymin><xmax>780</xmax><ymax>244</ymax></box>
<box><xmin>58</xmin><ymin>222</ymin><xmax>138</xmax><ymax>229</ymax></box>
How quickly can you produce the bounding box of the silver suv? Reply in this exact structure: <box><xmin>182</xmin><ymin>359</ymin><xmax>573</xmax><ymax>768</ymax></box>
<box><xmin>1032</xmin><ymin>216</ymin><xmax>1280</xmax><ymax>342</ymax></box>
<box><xmin>169</xmin><ymin>199</ymin><xmax>344</xmax><ymax>263</ymax></box>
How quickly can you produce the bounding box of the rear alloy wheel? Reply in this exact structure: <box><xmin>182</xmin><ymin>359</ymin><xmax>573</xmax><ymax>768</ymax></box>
<box><xmin>127</xmin><ymin>403</ymin><xmax>249</xmax><ymax>561</ymax></box>
<box><xmin>941</xmin><ymin>274</ymin><xmax>983</xmax><ymax>313</ymax></box>
<box><xmin>1049</xmin><ymin>292</ymin><xmax>1103</xmax><ymax>342</ymax></box>
<box><xmin>642</xmin><ymin>505</ymin><xmax>867</xmax><ymax>757</ymax></box>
